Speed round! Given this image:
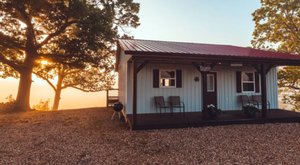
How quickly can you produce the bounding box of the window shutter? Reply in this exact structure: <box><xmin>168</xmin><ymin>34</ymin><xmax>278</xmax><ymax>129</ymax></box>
<box><xmin>236</xmin><ymin>71</ymin><xmax>241</xmax><ymax>93</ymax></box>
<box><xmin>255</xmin><ymin>72</ymin><xmax>260</xmax><ymax>93</ymax></box>
<box><xmin>176</xmin><ymin>70</ymin><xmax>182</xmax><ymax>88</ymax></box>
<box><xmin>153</xmin><ymin>69</ymin><xmax>159</xmax><ymax>88</ymax></box>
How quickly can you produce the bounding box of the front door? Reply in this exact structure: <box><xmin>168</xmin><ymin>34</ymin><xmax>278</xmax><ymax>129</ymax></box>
<box><xmin>205</xmin><ymin>72</ymin><xmax>217</xmax><ymax>107</ymax></box>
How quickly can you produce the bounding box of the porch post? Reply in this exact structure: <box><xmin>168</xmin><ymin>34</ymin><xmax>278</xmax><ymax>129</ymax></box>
<box><xmin>132</xmin><ymin>58</ymin><xmax>137</xmax><ymax>128</ymax></box>
<box><xmin>201</xmin><ymin>71</ymin><xmax>208</xmax><ymax>119</ymax></box>
<box><xmin>260</xmin><ymin>64</ymin><xmax>267</xmax><ymax>118</ymax></box>
<box><xmin>106</xmin><ymin>90</ymin><xmax>109</xmax><ymax>107</ymax></box>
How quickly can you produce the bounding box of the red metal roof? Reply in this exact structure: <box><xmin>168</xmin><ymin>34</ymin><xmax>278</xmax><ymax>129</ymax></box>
<box><xmin>118</xmin><ymin>39</ymin><xmax>300</xmax><ymax>61</ymax></box>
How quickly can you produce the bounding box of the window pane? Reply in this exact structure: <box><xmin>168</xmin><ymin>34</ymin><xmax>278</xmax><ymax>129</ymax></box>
<box><xmin>242</xmin><ymin>72</ymin><xmax>254</xmax><ymax>81</ymax></box>
<box><xmin>161</xmin><ymin>71</ymin><xmax>175</xmax><ymax>78</ymax></box>
<box><xmin>165</xmin><ymin>79</ymin><xmax>170</xmax><ymax>86</ymax></box>
<box><xmin>207</xmin><ymin>74</ymin><xmax>214</xmax><ymax>91</ymax></box>
<box><xmin>170</xmin><ymin>79</ymin><xmax>175</xmax><ymax>86</ymax></box>
<box><xmin>243</xmin><ymin>83</ymin><xmax>254</xmax><ymax>91</ymax></box>
<box><xmin>160</xmin><ymin>79</ymin><xmax>165</xmax><ymax>86</ymax></box>
<box><xmin>160</xmin><ymin>79</ymin><xmax>176</xmax><ymax>87</ymax></box>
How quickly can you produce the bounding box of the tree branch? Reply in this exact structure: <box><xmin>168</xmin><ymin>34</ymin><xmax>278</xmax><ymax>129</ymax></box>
<box><xmin>33</xmin><ymin>71</ymin><xmax>57</xmax><ymax>91</ymax></box>
<box><xmin>281</xmin><ymin>9</ymin><xmax>300</xmax><ymax>43</ymax></box>
<box><xmin>0</xmin><ymin>32</ymin><xmax>25</xmax><ymax>51</ymax></box>
<box><xmin>288</xmin><ymin>10</ymin><xmax>299</xmax><ymax>33</ymax></box>
<box><xmin>15</xmin><ymin>3</ymin><xmax>37</xmax><ymax>49</ymax></box>
<box><xmin>61</xmin><ymin>82</ymin><xmax>102</xmax><ymax>92</ymax></box>
<box><xmin>69</xmin><ymin>86</ymin><xmax>100</xmax><ymax>92</ymax></box>
<box><xmin>37</xmin><ymin>20</ymin><xmax>78</xmax><ymax>49</ymax></box>
<box><xmin>64</xmin><ymin>69</ymin><xmax>81</xmax><ymax>76</ymax></box>
<box><xmin>61</xmin><ymin>83</ymin><xmax>78</xmax><ymax>89</ymax></box>
<box><xmin>0</xmin><ymin>52</ymin><xmax>22</xmax><ymax>72</ymax></box>
<box><xmin>280</xmin><ymin>84</ymin><xmax>300</xmax><ymax>90</ymax></box>
<box><xmin>284</xmin><ymin>1</ymin><xmax>300</xmax><ymax>33</ymax></box>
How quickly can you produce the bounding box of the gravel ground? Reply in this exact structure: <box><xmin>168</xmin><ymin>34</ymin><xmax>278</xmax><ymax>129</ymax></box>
<box><xmin>1</xmin><ymin>108</ymin><xmax>300</xmax><ymax>164</ymax></box>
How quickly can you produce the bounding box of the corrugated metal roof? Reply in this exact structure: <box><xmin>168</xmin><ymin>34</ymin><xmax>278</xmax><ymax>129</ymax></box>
<box><xmin>118</xmin><ymin>39</ymin><xmax>300</xmax><ymax>60</ymax></box>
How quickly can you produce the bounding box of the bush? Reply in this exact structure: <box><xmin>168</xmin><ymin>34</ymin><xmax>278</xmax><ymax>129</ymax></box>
<box><xmin>207</xmin><ymin>104</ymin><xmax>224</xmax><ymax>119</ymax></box>
<box><xmin>33</xmin><ymin>99</ymin><xmax>50</xmax><ymax>111</ymax></box>
<box><xmin>0</xmin><ymin>95</ymin><xmax>16</xmax><ymax>111</ymax></box>
<box><xmin>242</xmin><ymin>104</ymin><xmax>259</xmax><ymax>118</ymax></box>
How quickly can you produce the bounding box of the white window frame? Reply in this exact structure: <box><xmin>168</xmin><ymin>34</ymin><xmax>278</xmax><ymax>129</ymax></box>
<box><xmin>207</xmin><ymin>74</ymin><xmax>215</xmax><ymax>92</ymax></box>
<box><xmin>241</xmin><ymin>71</ymin><xmax>255</xmax><ymax>93</ymax></box>
<box><xmin>159</xmin><ymin>69</ymin><xmax>176</xmax><ymax>88</ymax></box>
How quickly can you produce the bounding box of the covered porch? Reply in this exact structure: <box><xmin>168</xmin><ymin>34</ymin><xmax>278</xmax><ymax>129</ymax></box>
<box><xmin>129</xmin><ymin>58</ymin><xmax>299</xmax><ymax>129</ymax></box>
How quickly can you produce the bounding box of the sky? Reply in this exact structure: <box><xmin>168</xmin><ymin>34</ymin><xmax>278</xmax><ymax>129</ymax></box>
<box><xmin>0</xmin><ymin>0</ymin><xmax>261</xmax><ymax>109</ymax></box>
<box><xmin>131</xmin><ymin>0</ymin><xmax>261</xmax><ymax>46</ymax></box>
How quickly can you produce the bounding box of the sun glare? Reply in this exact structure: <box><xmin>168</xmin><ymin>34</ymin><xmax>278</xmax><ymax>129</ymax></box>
<box><xmin>40</xmin><ymin>60</ymin><xmax>49</xmax><ymax>65</ymax></box>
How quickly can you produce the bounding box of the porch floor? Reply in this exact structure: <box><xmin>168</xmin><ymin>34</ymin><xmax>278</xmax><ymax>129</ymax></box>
<box><xmin>129</xmin><ymin>109</ymin><xmax>300</xmax><ymax>130</ymax></box>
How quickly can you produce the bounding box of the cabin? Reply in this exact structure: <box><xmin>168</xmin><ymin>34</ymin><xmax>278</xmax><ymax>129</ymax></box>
<box><xmin>116</xmin><ymin>39</ymin><xmax>300</xmax><ymax>129</ymax></box>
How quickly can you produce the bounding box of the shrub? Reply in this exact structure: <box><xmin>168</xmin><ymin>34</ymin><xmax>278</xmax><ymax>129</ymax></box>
<box><xmin>242</xmin><ymin>104</ymin><xmax>259</xmax><ymax>118</ymax></box>
<box><xmin>0</xmin><ymin>95</ymin><xmax>16</xmax><ymax>111</ymax></box>
<box><xmin>207</xmin><ymin>104</ymin><xmax>224</xmax><ymax>119</ymax></box>
<box><xmin>33</xmin><ymin>99</ymin><xmax>50</xmax><ymax>111</ymax></box>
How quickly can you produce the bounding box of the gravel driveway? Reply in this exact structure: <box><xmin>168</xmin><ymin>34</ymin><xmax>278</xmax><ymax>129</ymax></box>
<box><xmin>1</xmin><ymin>108</ymin><xmax>300</xmax><ymax>164</ymax></box>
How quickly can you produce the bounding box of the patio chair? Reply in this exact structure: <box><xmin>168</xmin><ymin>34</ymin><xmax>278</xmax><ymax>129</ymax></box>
<box><xmin>251</xmin><ymin>95</ymin><xmax>270</xmax><ymax>110</ymax></box>
<box><xmin>239</xmin><ymin>95</ymin><xmax>256</xmax><ymax>107</ymax></box>
<box><xmin>154</xmin><ymin>96</ymin><xmax>169</xmax><ymax>114</ymax></box>
<box><xmin>169</xmin><ymin>96</ymin><xmax>185</xmax><ymax>113</ymax></box>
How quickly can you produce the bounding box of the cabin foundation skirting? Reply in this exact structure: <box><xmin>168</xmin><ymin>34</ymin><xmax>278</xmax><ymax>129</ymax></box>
<box><xmin>126</xmin><ymin>110</ymin><xmax>300</xmax><ymax>130</ymax></box>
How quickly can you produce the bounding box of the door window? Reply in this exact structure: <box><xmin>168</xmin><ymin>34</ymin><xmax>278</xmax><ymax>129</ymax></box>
<box><xmin>207</xmin><ymin>74</ymin><xmax>215</xmax><ymax>92</ymax></box>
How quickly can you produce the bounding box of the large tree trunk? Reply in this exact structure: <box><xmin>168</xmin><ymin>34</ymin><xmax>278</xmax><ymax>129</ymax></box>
<box><xmin>52</xmin><ymin>73</ymin><xmax>63</xmax><ymax>111</ymax></box>
<box><xmin>15</xmin><ymin>67</ymin><xmax>33</xmax><ymax>111</ymax></box>
<box><xmin>13</xmin><ymin>10</ymin><xmax>38</xmax><ymax>112</ymax></box>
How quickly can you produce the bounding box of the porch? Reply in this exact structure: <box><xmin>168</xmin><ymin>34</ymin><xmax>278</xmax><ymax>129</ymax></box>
<box><xmin>127</xmin><ymin>109</ymin><xmax>300</xmax><ymax>130</ymax></box>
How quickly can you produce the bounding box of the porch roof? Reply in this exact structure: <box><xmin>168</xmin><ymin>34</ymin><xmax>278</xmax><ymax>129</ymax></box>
<box><xmin>117</xmin><ymin>39</ymin><xmax>300</xmax><ymax>66</ymax></box>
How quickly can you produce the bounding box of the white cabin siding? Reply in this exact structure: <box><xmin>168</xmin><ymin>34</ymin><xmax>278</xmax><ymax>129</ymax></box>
<box><xmin>121</xmin><ymin>62</ymin><xmax>278</xmax><ymax>114</ymax></box>
<box><xmin>137</xmin><ymin>64</ymin><xmax>201</xmax><ymax>114</ymax></box>
<box><xmin>215</xmin><ymin>66</ymin><xmax>278</xmax><ymax>110</ymax></box>
<box><xmin>126</xmin><ymin>62</ymin><xmax>133</xmax><ymax>114</ymax></box>
<box><xmin>266</xmin><ymin>67</ymin><xmax>278</xmax><ymax>108</ymax></box>
<box><xmin>216</xmin><ymin>68</ymin><xmax>238</xmax><ymax>110</ymax></box>
<box><xmin>117</xmin><ymin>51</ymin><xmax>132</xmax><ymax>113</ymax></box>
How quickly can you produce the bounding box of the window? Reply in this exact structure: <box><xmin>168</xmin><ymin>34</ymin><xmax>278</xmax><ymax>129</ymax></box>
<box><xmin>242</xmin><ymin>72</ymin><xmax>255</xmax><ymax>92</ymax></box>
<box><xmin>160</xmin><ymin>70</ymin><xmax>176</xmax><ymax>87</ymax></box>
<box><xmin>153</xmin><ymin>69</ymin><xmax>182</xmax><ymax>88</ymax></box>
<box><xmin>207</xmin><ymin>74</ymin><xmax>215</xmax><ymax>92</ymax></box>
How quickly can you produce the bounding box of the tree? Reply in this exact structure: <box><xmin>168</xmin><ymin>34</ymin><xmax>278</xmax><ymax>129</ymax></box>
<box><xmin>0</xmin><ymin>0</ymin><xmax>139</xmax><ymax>111</ymax></box>
<box><xmin>34</xmin><ymin>49</ymin><xmax>115</xmax><ymax>110</ymax></box>
<box><xmin>252</xmin><ymin>0</ymin><xmax>300</xmax><ymax>110</ymax></box>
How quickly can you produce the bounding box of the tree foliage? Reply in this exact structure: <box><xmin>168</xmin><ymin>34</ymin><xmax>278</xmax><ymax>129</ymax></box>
<box><xmin>252</xmin><ymin>0</ymin><xmax>300</xmax><ymax>110</ymax></box>
<box><xmin>252</xmin><ymin>0</ymin><xmax>300</xmax><ymax>52</ymax></box>
<box><xmin>34</xmin><ymin>49</ymin><xmax>115</xmax><ymax>110</ymax></box>
<box><xmin>0</xmin><ymin>0</ymin><xmax>139</xmax><ymax>111</ymax></box>
<box><xmin>278</xmin><ymin>66</ymin><xmax>300</xmax><ymax>110</ymax></box>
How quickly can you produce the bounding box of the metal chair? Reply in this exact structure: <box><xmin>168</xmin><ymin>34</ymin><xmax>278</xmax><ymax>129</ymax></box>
<box><xmin>251</xmin><ymin>95</ymin><xmax>270</xmax><ymax>110</ymax></box>
<box><xmin>239</xmin><ymin>95</ymin><xmax>256</xmax><ymax>107</ymax></box>
<box><xmin>154</xmin><ymin>96</ymin><xmax>169</xmax><ymax>114</ymax></box>
<box><xmin>169</xmin><ymin>96</ymin><xmax>185</xmax><ymax>113</ymax></box>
